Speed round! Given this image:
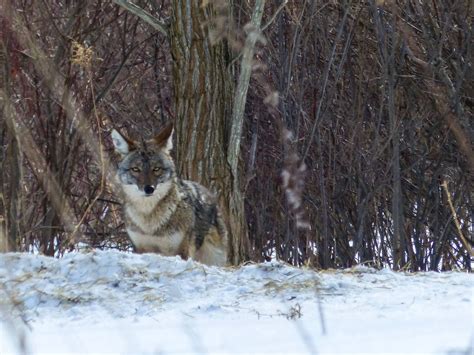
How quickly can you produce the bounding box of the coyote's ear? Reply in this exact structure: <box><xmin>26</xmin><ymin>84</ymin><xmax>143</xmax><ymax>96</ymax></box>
<box><xmin>151</xmin><ymin>122</ymin><xmax>174</xmax><ymax>153</ymax></box>
<box><xmin>111</xmin><ymin>129</ymin><xmax>135</xmax><ymax>156</ymax></box>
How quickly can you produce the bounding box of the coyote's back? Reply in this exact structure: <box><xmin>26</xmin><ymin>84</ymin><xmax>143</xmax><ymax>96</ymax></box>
<box><xmin>111</xmin><ymin>123</ymin><xmax>228</xmax><ymax>266</ymax></box>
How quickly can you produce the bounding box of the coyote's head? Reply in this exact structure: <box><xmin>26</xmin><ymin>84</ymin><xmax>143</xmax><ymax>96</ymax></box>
<box><xmin>111</xmin><ymin>123</ymin><xmax>175</xmax><ymax>198</ymax></box>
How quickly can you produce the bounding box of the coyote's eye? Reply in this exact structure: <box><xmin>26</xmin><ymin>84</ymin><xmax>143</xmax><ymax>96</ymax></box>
<box><xmin>153</xmin><ymin>167</ymin><xmax>162</xmax><ymax>173</ymax></box>
<box><xmin>130</xmin><ymin>167</ymin><xmax>141</xmax><ymax>173</ymax></box>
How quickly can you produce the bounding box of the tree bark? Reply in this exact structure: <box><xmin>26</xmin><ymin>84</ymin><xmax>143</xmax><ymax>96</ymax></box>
<box><xmin>169</xmin><ymin>1</ymin><xmax>249</xmax><ymax>264</ymax></box>
<box><xmin>1</xmin><ymin>34</ymin><xmax>22</xmax><ymax>252</ymax></box>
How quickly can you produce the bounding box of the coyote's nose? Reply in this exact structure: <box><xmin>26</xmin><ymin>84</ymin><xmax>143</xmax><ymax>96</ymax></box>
<box><xmin>144</xmin><ymin>185</ymin><xmax>155</xmax><ymax>195</ymax></box>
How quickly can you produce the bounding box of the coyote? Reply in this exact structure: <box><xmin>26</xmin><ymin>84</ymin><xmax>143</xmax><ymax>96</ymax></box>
<box><xmin>111</xmin><ymin>123</ymin><xmax>228</xmax><ymax>266</ymax></box>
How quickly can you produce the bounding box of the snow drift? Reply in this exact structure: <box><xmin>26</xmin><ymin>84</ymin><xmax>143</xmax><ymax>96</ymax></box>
<box><xmin>0</xmin><ymin>250</ymin><xmax>472</xmax><ymax>354</ymax></box>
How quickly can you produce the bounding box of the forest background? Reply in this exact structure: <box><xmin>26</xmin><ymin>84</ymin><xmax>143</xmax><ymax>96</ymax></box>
<box><xmin>0</xmin><ymin>0</ymin><xmax>472</xmax><ymax>271</ymax></box>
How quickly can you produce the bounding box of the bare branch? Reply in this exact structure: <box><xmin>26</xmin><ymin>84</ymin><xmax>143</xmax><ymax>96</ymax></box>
<box><xmin>112</xmin><ymin>0</ymin><xmax>168</xmax><ymax>37</ymax></box>
<box><xmin>442</xmin><ymin>181</ymin><xmax>474</xmax><ymax>257</ymax></box>
<box><xmin>262</xmin><ymin>0</ymin><xmax>287</xmax><ymax>31</ymax></box>
<box><xmin>227</xmin><ymin>0</ymin><xmax>266</xmax><ymax>181</ymax></box>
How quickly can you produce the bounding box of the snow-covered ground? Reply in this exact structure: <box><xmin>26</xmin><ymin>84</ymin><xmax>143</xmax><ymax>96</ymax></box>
<box><xmin>0</xmin><ymin>250</ymin><xmax>472</xmax><ymax>354</ymax></box>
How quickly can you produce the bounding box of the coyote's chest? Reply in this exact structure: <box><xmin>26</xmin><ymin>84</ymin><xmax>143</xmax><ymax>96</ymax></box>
<box><xmin>124</xmin><ymin>200</ymin><xmax>177</xmax><ymax>234</ymax></box>
<box><xmin>124</xmin><ymin>188</ymin><xmax>184</xmax><ymax>254</ymax></box>
<box><xmin>126</xmin><ymin>229</ymin><xmax>185</xmax><ymax>255</ymax></box>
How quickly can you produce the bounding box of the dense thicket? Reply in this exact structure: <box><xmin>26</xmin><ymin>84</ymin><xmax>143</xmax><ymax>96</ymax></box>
<box><xmin>1</xmin><ymin>1</ymin><xmax>472</xmax><ymax>271</ymax></box>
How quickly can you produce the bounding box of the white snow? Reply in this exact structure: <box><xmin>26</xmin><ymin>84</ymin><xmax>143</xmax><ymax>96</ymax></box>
<box><xmin>0</xmin><ymin>250</ymin><xmax>472</xmax><ymax>354</ymax></box>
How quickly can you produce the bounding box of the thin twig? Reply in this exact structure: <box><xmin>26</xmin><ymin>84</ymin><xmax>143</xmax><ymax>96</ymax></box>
<box><xmin>442</xmin><ymin>181</ymin><xmax>473</xmax><ymax>257</ymax></box>
<box><xmin>262</xmin><ymin>0</ymin><xmax>288</xmax><ymax>31</ymax></box>
<box><xmin>302</xmin><ymin>4</ymin><xmax>351</xmax><ymax>161</ymax></box>
<box><xmin>69</xmin><ymin>64</ymin><xmax>107</xmax><ymax>248</ymax></box>
<box><xmin>112</xmin><ymin>0</ymin><xmax>168</xmax><ymax>37</ymax></box>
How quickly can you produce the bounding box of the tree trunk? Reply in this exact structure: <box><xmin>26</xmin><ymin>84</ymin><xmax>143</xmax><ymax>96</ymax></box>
<box><xmin>1</xmin><ymin>34</ymin><xmax>22</xmax><ymax>252</ymax></box>
<box><xmin>169</xmin><ymin>1</ymin><xmax>249</xmax><ymax>264</ymax></box>
<box><xmin>387</xmin><ymin>31</ymin><xmax>405</xmax><ymax>271</ymax></box>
